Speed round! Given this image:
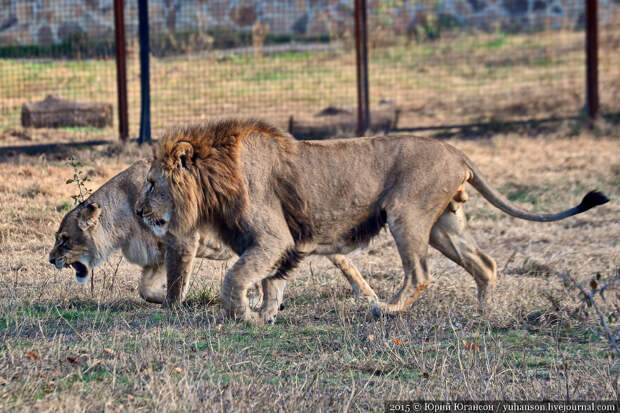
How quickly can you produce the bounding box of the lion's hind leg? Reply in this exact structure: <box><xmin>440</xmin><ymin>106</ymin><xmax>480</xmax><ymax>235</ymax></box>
<box><xmin>328</xmin><ymin>254</ymin><xmax>378</xmax><ymax>303</ymax></box>
<box><xmin>429</xmin><ymin>207</ymin><xmax>497</xmax><ymax>306</ymax></box>
<box><xmin>371</xmin><ymin>212</ymin><xmax>433</xmax><ymax>317</ymax></box>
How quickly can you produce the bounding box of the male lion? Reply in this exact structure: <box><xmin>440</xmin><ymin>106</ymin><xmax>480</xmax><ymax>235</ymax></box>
<box><xmin>49</xmin><ymin>161</ymin><xmax>379</xmax><ymax>305</ymax></box>
<box><xmin>134</xmin><ymin>119</ymin><xmax>608</xmax><ymax>323</ymax></box>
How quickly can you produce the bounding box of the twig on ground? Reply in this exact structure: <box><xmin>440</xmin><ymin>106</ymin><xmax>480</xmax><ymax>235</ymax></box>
<box><xmin>501</xmin><ymin>249</ymin><xmax>517</xmax><ymax>275</ymax></box>
<box><xmin>110</xmin><ymin>257</ymin><xmax>123</xmax><ymax>293</ymax></box>
<box><xmin>512</xmin><ymin>247</ymin><xmax>620</xmax><ymax>361</ymax></box>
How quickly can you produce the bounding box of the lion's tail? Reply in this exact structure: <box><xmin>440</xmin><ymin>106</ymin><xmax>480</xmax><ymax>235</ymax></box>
<box><xmin>462</xmin><ymin>155</ymin><xmax>609</xmax><ymax>222</ymax></box>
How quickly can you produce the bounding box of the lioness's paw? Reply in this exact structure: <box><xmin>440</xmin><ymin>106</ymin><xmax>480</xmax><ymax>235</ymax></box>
<box><xmin>241</xmin><ymin>311</ymin><xmax>262</xmax><ymax>324</ymax></box>
<box><xmin>227</xmin><ymin>307</ymin><xmax>262</xmax><ymax>324</ymax></box>
<box><xmin>264</xmin><ymin>314</ymin><xmax>277</xmax><ymax>325</ymax></box>
<box><xmin>259</xmin><ymin>308</ymin><xmax>278</xmax><ymax>325</ymax></box>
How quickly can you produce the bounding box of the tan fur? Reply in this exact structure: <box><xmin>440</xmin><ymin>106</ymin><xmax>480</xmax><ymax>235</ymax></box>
<box><xmin>49</xmin><ymin>161</ymin><xmax>377</xmax><ymax>306</ymax></box>
<box><xmin>49</xmin><ymin>161</ymin><xmax>234</xmax><ymax>303</ymax></box>
<box><xmin>137</xmin><ymin>119</ymin><xmax>604</xmax><ymax>323</ymax></box>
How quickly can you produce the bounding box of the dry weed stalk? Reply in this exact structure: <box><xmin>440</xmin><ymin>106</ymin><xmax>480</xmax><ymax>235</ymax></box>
<box><xmin>512</xmin><ymin>247</ymin><xmax>620</xmax><ymax>363</ymax></box>
<box><xmin>190</xmin><ymin>12</ymin><xmax>214</xmax><ymax>56</ymax></box>
<box><xmin>65</xmin><ymin>156</ymin><xmax>92</xmax><ymax>205</ymax></box>
<box><xmin>327</xmin><ymin>12</ymin><xmax>354</xmax><ymax>51</ymax></box>
<box><xmin>252</xmin><ymin>21</ymin><xmax>270</xmax><ymax>60</ymax></box>
<box><xmin>64</xmin><ymin>157</ymin><xmax>124</xmax><ymax>299</ymax></box>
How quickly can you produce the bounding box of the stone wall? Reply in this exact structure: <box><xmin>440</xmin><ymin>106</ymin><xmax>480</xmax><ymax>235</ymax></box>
<box><xmin>0</xmin><ymin>0</ymin><xmax>618</xmax><ymax>46</ymax></box>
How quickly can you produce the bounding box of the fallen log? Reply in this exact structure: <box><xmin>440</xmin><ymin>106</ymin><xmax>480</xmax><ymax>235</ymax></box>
<box><xmin>288</xmin><ymin>101</ymin><xmax>400</xmax><ymax>139</ymax></box>
<box><xmin>21</xmin><ymin>95</ymin><xmax>113</xmax><ymax>129</ymax></box>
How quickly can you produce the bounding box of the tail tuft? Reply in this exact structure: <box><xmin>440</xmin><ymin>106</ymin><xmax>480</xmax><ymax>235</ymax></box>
<box><xmin>578</xmin><ymin>190</ymin><xmax>610</xmax><ymax>212</ymax></box>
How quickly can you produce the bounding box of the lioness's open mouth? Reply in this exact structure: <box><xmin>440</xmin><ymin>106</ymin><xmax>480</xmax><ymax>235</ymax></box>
<box><xmin>71</xmin><ymin>262</ymin><xmax>89</xmax><ymax>281</ymax></box>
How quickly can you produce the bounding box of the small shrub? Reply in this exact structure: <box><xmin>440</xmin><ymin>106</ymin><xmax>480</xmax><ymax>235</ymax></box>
<box><xmin>65</xmin><ymin>156</ymin><xmax>92</xmax><ymax>205</ymax></box>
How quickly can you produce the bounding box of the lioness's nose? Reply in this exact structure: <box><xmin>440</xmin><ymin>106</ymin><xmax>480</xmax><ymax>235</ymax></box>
<box><xmin>49</xmin><ymin>257</ymin><xmax>55</xmax><ymax>265</ymax></box>
<box><xmin>135</xmin><ymin>208</ymin><xmax>143</xmax><ymax>217</ymax></box>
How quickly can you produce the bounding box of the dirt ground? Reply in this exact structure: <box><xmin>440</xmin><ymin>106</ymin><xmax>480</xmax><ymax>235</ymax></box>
<box><xmin>0</xmin><ymin>126</ymin><xmax>618</xmax><ymax>411</ymax></box>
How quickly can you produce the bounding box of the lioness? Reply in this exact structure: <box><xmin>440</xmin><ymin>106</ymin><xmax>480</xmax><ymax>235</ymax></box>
<box><xmin>134</xmin><ymin>119</ymin><xmax>608</xmax><ymax>323</ymax></box>
<box><xmin>48</xmin><ymin>161</ymin><xmax>379</xmax><ymax>304</ymax></box>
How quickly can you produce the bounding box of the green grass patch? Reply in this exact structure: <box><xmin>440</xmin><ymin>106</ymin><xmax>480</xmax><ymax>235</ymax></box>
<box><xmin>510</xmin><ymin>352</ymin><xmax>554</xmax><ymax>369</ymax></box>
<box><xmin>56</xmin><ymin>201</ymin><xmax>72</xmax><ymax>213</ymax></box>
<box><xmin>246</xmin><ymin>71</ymin><xmax>292</xmax><ymax>83</ymax></box>
<box><xmin>500</xmin><ymin>183</ymin><xmax>541</xmax><ymax>205</ymax></box>
<box><xmin>493</xmin><ymin>328</ymin><xmax>553</xmax><ymax>348</ymax></box>
<box><xmin>56</xmin><ymin>308</ymin><xmax>98</xmax><ymax>321</ymax></box>
<box><xmin>0</xmin><ymin>300</ymin><xmax>126</xmax><ymax>334</ymax></box>
<box><xmin>150</xmin><ymin>312</ymin><xmax>166</xmax><ymax>323</ymax></box>
<box><xmin>185</xmin><ymin>284</ymin><xmax>219</xmax><ymax>307</ymax></box>
<box><xmin>273</xmin><ymin>50</ymin><xmax>312</xmax><ymax>61</ymax></box>
<box><xmin>59</xmin><ymin>126</ymin><xmax>107</xmax><ymax>133</ymax></box>
<box><xmin>484</xmin><ymin>35</ymin><xmax>508</xmax><ymax>50</ymax></box>
<box><xmin>535</xmin><ymin>58</ymin><xmax>553</xmax><ymax>67</ymax></box>
<box><xmin>0</xmin><ymin>36</ymin><xmax>114</xmax><ymax>59</ymax></box>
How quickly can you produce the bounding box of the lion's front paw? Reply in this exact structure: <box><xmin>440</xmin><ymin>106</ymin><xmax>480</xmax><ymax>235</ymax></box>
<box><xmin>263</xmin><ymin>314</ymin><xmax>277</xmax><ymax>325</ymax></box>
<box><xmin>241</xmin><ymin>310</ymin><xmax>262</xmax><ymax>324</ymax></box>
<box><xmin>226</xmin><ymin>306</ymin><xmax>262</xmax><ymax>324</ymax></box>
<box><xmin>259</xmin><ymin>307</ymin><xmax>279</xmax><ymax>325</ymax></box>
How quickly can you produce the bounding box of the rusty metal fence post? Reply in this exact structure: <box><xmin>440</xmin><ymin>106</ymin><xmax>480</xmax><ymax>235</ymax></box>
<box><xmin>354</xmin><ymin>0</ymin><xmax>370</xmax><ymax>136</ymax></box>
<box><xmin>586</xmin><ymin>0</ymin><xmax>599</xmax><ymax>121</ymax></box>
<box><xmin>113</xmin><ymin>0</ymin><xmax>129</xmax><ymax>141</ymax></box>
<box><xmin>138</xmin><ymin>0</ymin><xmax>152</xmax><ymax>144</ymax></box>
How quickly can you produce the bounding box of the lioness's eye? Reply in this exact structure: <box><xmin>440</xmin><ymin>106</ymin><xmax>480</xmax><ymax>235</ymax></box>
<box><xmin>147</xmin><ymin>182</ymin><xmax>154</xmax><ymax>193</ymax></box>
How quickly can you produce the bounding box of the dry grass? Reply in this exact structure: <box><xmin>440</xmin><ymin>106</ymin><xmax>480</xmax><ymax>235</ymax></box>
<box><xmin>0</xmin><ymin>129</ymin><xmax>618</xmax><ymax>411</ymax></box>
<box><xmin>1</xmin><ymin>26</ymin><xmax>619</xmax><ymax>136</ymax></box>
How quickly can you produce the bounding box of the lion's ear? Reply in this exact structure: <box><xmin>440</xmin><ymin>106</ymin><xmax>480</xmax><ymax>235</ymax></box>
<box><xmin>78</xmin><ymin>203</ymin><xmax>101</xmax><ymax>231</ymax></box>
<box><xmin>172</xmin><ymin>141</ymin><xmax>194</xmax><ymax>171</ymax></box>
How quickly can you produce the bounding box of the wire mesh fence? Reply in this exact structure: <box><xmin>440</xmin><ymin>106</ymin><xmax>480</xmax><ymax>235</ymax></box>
<box><xmin>599</xmin><ymin>4</ymin><xmax>620</xmax><ymax>118</ymax></box>
<box><xmin>367</xmin><ymin>0</ymin><xmax>591</xmax><ymax>128</ymax></box>
<box><xmin>142</xmin><ymin>1</ymin><xmax>357</xmax><ymax>133</ymax></box>
<box><xmin>0</xmin><ymin>0</ymin><xmax>618</xmax><ymax>140</ymax></box>
<box><xmin>0</xmin><ymin>0</ymin><xmax>120</xmax><ymax>133</ymax></box>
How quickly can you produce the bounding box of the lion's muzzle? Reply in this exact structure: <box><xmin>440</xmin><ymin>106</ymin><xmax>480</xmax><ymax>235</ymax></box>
<box><xmin>49</xmin><ymin>255</ymin><xmax>65</xmax><ymax>270</ymax></box>
<box><xmin>135</xmin><ymin>204</ymin><xmax>170</xmax><ymax>236</ymax></box>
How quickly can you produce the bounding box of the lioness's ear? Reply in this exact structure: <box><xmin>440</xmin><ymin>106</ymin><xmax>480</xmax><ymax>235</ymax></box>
<box><xmin>78</xmin><ymin>203</ymin><xmax>101</xmax><ymax>231</ymax></box>
<box><xmin>172</xmin><ymin>141</ymin><xmax>194</xmax><ymax>171</ymax></box>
